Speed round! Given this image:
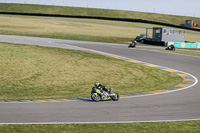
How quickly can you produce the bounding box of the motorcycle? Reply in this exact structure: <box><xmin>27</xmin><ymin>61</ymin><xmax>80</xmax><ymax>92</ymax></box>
<box><xmin>91</xmin><ymin>87</ymin><xmax>119</xmax><ymax>102</ymax></box>
<box><xmin>165</xmin><ymin>45</ymin><xmax>175</xmax><ymax>51</ymax></box>
<box><xmin>128</xmin><ymin>40</ymin><xmax>137</xmax><ymax>48</ymax></box>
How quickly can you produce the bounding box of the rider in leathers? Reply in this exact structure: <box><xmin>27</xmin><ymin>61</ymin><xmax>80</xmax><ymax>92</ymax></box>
<box><xmin>94</xmin><ymin>83</ymin><xmax>110</xmax><ymax>98</ymax></box>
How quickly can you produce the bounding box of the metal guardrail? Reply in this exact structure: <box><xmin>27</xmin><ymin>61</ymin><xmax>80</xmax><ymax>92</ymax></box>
<box><xmin>168</xmin><ymin>42</ymin><xmax>200</xmax><ymax>48</ymax></box>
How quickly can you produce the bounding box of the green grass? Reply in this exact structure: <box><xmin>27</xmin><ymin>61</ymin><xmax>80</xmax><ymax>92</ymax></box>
<box><xmin>0</xmin><ymin>15</ymin><xmax>137</xmax><ymax>44</ymax></box>
<box><xmin>0</xmin><ymin>3</ymin><xmax>198</xmax><ymax>131</ymax></box>
<box><xmin>0</xmin><ymin>42</ymin><xmax>183</xmax><ymax>100</ymax></box>
<box><xmin>0</xmin><ymin>3</ymin><xmax>200</xmax><ymax>28</ymax></box>
<box><xmin>0</xmin><ymin>15</ymin><xmax>200</xmax><ymax>44</ymax></box>
<box><xmin>0</xmin><ymin>120</ymin><xmax>200</xmax><ymax>133</ymax></box>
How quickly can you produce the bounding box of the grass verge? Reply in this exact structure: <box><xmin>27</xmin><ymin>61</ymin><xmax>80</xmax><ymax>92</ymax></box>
<box><xmin>0</xmin><ymin>3</ymin><xmax>198</xmax><ymax>131</ymax></box>
<box><xmin>0</xmin><ymin>15</ymin><xmax>136</xmax><ymax>44</ymax></box>
<box><xmin>0</xmin><ymin>120</ymin><xmax>200</xmax><ymax>133</ymax></box>
<box><xmin>0</xmin><ymin>15</ymin><xmax>200</xmax><ymax>44</ymax></box>
<box><xmin>0</xmin><ymin>42</ymin><xmax>183</xmax><ymax>100</ymax></box>
<box><xmin>0</xmin><ymin>3</ymin><xmax>200</xmax><ymax>28</ymax></box>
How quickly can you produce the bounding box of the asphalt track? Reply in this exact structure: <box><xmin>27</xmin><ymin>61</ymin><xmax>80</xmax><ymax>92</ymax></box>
<box><xmin>0</xmin><ymin>35</ymin><xmax>200</xmax><ymax>124</ymax></box>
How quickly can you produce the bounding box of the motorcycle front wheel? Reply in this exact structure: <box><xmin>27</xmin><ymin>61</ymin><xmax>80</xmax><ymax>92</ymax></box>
<box><xmin>91</xmin><ymin>93</ymin><xmax>101</xmax><ymax>102</ymax></box>
<box><xmin>110</xmin><ymin>92</ymin><xmax>119</xmax><ymax>101</ymax></box>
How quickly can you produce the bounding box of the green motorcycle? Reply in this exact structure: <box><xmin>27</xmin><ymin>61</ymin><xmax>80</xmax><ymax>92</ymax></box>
<box><xmin>91</xmin><ymin>87</ymin><xmax>119</xmax><ymax>102</ymax></box>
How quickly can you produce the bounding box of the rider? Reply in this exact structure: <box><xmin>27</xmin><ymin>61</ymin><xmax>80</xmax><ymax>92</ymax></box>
<box><xmin>171</xmin><ymin>44</ymin><xmax>175</xmax><ymax>50</ymax></box>
<box><xmin>94</xmin><ymin>82</ymin><xmax>109</xmax><ymax>93</ymax></box>
<box><xmin>166</xmin><ymin>44</ymin><xmax>175</xmax><ymax>51</ymax></box>
<box><xmin>129</xmin><ymin>40</ymin><xmax>137</xmax><ymax>47</ymax></box>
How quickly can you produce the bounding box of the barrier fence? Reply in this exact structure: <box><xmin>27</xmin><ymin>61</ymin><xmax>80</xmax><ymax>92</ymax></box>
<box><xmin>168</xmin><ymin>42</ymin><xmax>200</xmax><ymax>48</ymax></box>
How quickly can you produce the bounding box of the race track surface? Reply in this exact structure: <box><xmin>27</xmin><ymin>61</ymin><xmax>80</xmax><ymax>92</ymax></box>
<box><xmin>0</xmin><ymin>35</ymin><xmax>200</xmax><ymax>124</ymax></box>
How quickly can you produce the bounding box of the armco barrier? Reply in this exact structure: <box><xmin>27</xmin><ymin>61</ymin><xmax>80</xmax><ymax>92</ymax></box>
<box><xmin>181</xmin><ymin>42</ymin><xmax>186</xmax><ymax>48</ymax></box>
<box><xmin>174</xmin><ymin>42</ymin><xmax>181</xmax><ymax>47</ymax></box>
<box><xmin>185</xmin><ymin>42</ymin><xmax>198</xmax><ymax>48</ymax></box>
<box><xmin>198</xmin><ymin>43</ymin><xmax>200</xmax><ymax>48</ymax></box>
<box><xmin>169</xmin><ymin>42</ymin><xmax>200</xmax><ymax>48</ymax></box>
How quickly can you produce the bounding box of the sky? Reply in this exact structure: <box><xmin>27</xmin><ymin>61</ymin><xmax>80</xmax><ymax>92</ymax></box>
<box><xmin>1</xmin><ymin>0</ymin><xmax>200</xmax><ymax>18</ymax></box>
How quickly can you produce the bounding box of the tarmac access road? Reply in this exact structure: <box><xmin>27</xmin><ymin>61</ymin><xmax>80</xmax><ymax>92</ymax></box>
<box><xmin>0</xmin><ymin>35</ymin><xmax>199</xmax><ymax>124</ymax></box>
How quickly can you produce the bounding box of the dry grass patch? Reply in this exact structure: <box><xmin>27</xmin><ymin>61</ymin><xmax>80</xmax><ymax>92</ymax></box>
<box><xmin>0</xmin><ymin>42</ymin><xmax>182</xmax><ymax>100</ymax></box>
<box><xmin>1</xmin><ymin>15</ymin><xmax>200</xmax><ymax>43</ymax></box>
<box><xmin>0</xmin><ymin>15</ymin><xmax>138</xmax><ymax>44</ymax></box>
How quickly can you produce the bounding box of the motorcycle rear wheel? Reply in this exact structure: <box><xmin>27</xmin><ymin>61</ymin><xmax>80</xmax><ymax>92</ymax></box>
<box><xmin>91</xmin><ymin>93</ymin><xmax>101</xmax><ymax>102</ymax></box>
<box><xmin>110</xmin><ymin>92</ymin><xmax>119</xmax><ymax>101</ymax></box>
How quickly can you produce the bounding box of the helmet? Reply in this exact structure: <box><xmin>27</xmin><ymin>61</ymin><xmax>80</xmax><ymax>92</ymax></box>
<box><xmin>95</xmin><ymin>82</ymin><xmax>100</xmax><ymax>88</ymax></box>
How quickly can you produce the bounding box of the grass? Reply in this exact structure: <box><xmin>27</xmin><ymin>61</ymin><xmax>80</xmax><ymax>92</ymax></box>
<box><xmin>0</xmin><ymin>15</ymin><xmax>136</xmax><ymax>44</ymax></box>
<box><xmin>0</xmin><ymin>3</ymin><xmax>198</xmax><ymax>131</ymax></box>
<box><xmin>0</xmin><ymin>42</ymin><xmax>183</xmax><ymax>100</ymax></box>
<box><xmin>0</xmin><ymin>120</ymin><xmax>200</xmax><ymax>133</ymax></box>
<box><xmin>0</xmin><ymin>3</ymin><xmax>200</xmax><ymax>28</ymax></box>
<box><xmin>0</xmin><ymin>15</ymin><xmax>200</xmax><ymax>44</ymax></box>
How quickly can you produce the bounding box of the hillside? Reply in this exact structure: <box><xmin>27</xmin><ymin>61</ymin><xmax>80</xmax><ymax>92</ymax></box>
<box><xmin>0</xmin><ymin>3</ymin><xmax>199</xmax><ymax>28</ymax></box>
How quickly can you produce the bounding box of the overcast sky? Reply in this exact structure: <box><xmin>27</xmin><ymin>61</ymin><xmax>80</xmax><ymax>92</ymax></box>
<box><xmin>1</xmin><ymin>0</ymin><xmax>200</xmax><ymax>18</ymax></box>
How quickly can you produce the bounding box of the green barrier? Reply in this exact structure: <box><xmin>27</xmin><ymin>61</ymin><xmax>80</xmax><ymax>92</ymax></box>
<box><xmin>174</xmin><ymin>42</ymin><xmax>181</xmax><ymax>48</ymax></box>
<box><xmin>185</xmin><ymin>42</ymin><xmax>198</xmax><ymax>48</ymax></box>
<box><xmin>173</xmin><ymin>42</ymin><xmax>200</xmax><ymax>48</ymax></box>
